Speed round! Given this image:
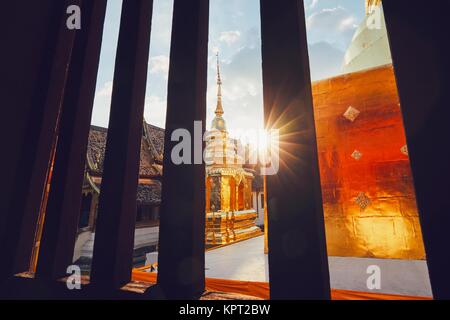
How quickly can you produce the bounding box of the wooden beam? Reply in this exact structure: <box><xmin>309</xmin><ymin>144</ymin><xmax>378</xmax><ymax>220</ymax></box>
<box><xmin>156</xmin><ymin>0</ymin><xmax>209</xmax><ymax>299</ymax></box>
<box><xmin>0</xmin><ymin>0</ymin><xmax>79</xmax><ymax>281</ymax></box>
<box><xmin>383</xmin><ymin>0</ymin><xmax>450</xmax><ymax>299</ymax></box>
<box><xmin>260</xmin><ymin>0</ymin><xmax>331</xmax><ymax>299</ymax></box>
<box><xmin>90</xmin><ymin>0</ymin><xmax>153</xmax><ymax>290</ymax></box>
<box><xmin>35</xmin><ymin>0</ymin><xmax>107</xmax><ymax>281</ymax></box>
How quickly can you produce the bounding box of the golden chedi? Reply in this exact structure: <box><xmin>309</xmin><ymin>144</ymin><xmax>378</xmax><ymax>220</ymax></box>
<box><xmin>204</xmin><ymin>54</ymin><xmax>262</xmax><ymax>246</ymax></box>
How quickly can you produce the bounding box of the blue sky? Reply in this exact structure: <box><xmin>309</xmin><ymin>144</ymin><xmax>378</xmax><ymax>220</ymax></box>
<box><xmin>91</xmin><ymin>0</ymin><xmax>366</xmax><ymax>132</ymax></box>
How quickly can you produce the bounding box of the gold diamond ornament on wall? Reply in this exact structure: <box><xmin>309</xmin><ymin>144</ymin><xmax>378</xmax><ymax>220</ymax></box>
<box><xmin>351</xmin><ymin>150</ymin><xmax>363</xmax><ymax>161</ymax></box>
<box><xmin>401</xmin><ymin>144</ymin><xmax>409</xmax><ymax>156</ymax></box>
<box><xmin>355</xmin><ymin>192</ymin><xmax>371</xmax><ymax>211</ymax></box>
<box><xmin>343</xmin><ymin>106</ymin><xmax>361</xmax><ymax>122</ymax></box>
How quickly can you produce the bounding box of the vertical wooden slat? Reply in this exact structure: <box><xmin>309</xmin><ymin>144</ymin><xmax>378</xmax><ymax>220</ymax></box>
<box><xmin>35</xmin><ymin>0</ymin><xmax>107</xmax><ymax>281</ymax></box>
<box><xmin>0</xmin><ymin>0</ymin><xmax>79</xmax><ymax>281</ymax></box>
<box><xmin>90</xmin><ymin>0</ymin><xmax>153</xmax><ymax>290</ymax></box>
<box><xmin>260</xmin><ymin>0</ymin><xmax>331</xmax><ymax>299</ymax></box>
<box><xmin>383</xmin><ymin>0</ymin><xmax>450</xmax><ymax>299</ymax></box>
<box><xmin>156</xmin><ymin>0</ymin><xmax>209</xmax><ymax>299</ymax></box>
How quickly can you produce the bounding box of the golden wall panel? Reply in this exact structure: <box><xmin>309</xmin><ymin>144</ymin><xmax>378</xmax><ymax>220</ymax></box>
<box><xmin>245</xmin><ymin>177</ymin><xmax>253</xmax><ymax>210</ymax></box>
<box><xmin>312</xmin><ymin>65</ymin><xmax>426</xmax><ymax>260</ymax></box>
<box><xmin>220</xmin><ymin>176</ymin><xmax>231</xmax><ymax>212</ymax></box>
<box><xmin>206</xmin><ymin>169</ymin><xmax>261</xmax><ymax>245</ymax></box>
<box><xmin>210</xmin><ymin>176</ymin><xmax>221</xmax><ymax>212</ymax></box>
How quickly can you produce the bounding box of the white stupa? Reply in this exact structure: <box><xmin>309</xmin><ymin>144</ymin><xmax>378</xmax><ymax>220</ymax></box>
<box><xmin>341</xmin><ymin>2</ymin><xmax>392</xmax><ymax>74</ymax></box>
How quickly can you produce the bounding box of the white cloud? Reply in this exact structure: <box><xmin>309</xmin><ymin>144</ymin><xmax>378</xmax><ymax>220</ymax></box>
<box><xmin>149</xmin><ymin>55</ymin><xmax>170</xmax><ymax>77</ymax></box>
<box><xmin>306</xmin><ymin>6</ymin><xmax>359</xmax><ymax>50</ymax></box>
<box><xmin>144</xmin><ymin>95</ymin><xmax>167</xmax><ymax>128</ymax></box>
<box><xmin>308</xmin><ymin>42</ymin><xmax>345</xmax><ymax>81</ymax></box>
<box><xmin>149</xmin><ymin>0</ymin><xmax>174</xmax><ymax>53</ymax></box>
<box><xmin>91</xmin><ymin>81</ymin><xmax>113</xmax><ymax>128</ymax></box>
<box><xmin>309</xmin><ymin>0</ymin><xmax>319</xmax><ymax>9</ymax></box>
<box><xmin>219</xmin><ymin>31</ymin><xmax>241</xmax><ymax>46</ymax></box>
<box><xmin>91</xmin><ymin>82</ymin><xmax>168</xmax><ymax>129</ymax></box>
<box><xmin>307</xmin><ymin>6</ymin><xmax>357</xmax><ymax>33</ymax></box>
<box><xmin>207</xmin><ymin>43</ymin><xmax>264</xmax><ymax>133</ymax></box>
<box><xmin>210</xmin><ymin>45</ymin><xmax>220</xmax><ymax>55</ymax></box>
<box><xmin>97</xmin><ymin>81</ymin><xmax>113</xmax><ymax>97</ymax></box>
<box><xmin>339</xmin><ymin>16</ymin><xmax>358</xmax><ymax>32</ymax></box>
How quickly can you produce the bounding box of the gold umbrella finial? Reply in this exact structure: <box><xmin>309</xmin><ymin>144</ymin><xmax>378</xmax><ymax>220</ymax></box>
<box><xmin>365</xmin><ymin>0</ymin><xmax>381</xmax><ymax>15</ymax></box>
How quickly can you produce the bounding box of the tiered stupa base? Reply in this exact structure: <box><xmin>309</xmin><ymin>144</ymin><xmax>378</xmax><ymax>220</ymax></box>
<box><xmin>206</xmin><ymin>209</ymin><xmax>263</xmax><ymax>246</ymax></box>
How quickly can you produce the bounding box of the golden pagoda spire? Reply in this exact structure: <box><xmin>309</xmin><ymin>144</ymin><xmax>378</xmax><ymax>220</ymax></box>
<box><xmin>215</xmin><ymin>52</ymin><xmax>224</xmax><ymax>117</ymax></box>
<box><xmin>365</xmin><ymin>0</ymin><xmax>381</xmax><ymax>15</ymax></box>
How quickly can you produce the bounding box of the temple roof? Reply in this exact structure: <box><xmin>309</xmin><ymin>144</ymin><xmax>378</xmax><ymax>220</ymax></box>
<box><xmin>89</xmin><ymin>178</ymin><xmax>162</xmax><ymax>206</ymax></box>
<box><xmin>86</xmin><ymin>122</ymin><xmax>164</xmax><ymax>178</ymax></box>
<box><xmin>85</xmin><ymin>122</ymin><xmax>164</xmax><ymax>206</ymax></box>
<box><xmin>143</xmin><ymin>122</ymin><xmax>165</xmax><ymax>164</ymax></box>
<box><xmin>136</xmin><ymin>182</ymin><xmax>162</xmax><ymax>206</ymax></box>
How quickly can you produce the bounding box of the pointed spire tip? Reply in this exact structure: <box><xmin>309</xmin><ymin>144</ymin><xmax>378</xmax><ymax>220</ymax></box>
<box><xmin>215</xmin><ymin>51</ymin><xmax>224</xmax><ymax>117</ymax></box>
